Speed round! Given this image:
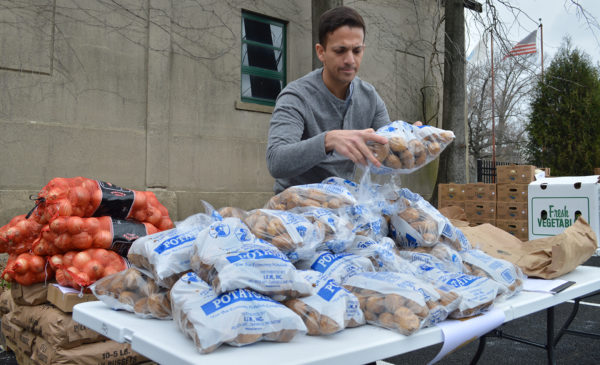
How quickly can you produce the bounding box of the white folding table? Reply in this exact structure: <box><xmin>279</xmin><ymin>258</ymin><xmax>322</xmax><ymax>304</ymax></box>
<box><xmin>73</xmin><ymin>266</ymin><xmax>600</xmax><ymax>365</ymax></box>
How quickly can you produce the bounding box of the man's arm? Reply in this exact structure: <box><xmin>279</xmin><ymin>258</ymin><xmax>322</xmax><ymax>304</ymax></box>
<box><xmin>266</xmin><ymin>93</ymin><xmax>329</xmax><ymax>179</ymax></box>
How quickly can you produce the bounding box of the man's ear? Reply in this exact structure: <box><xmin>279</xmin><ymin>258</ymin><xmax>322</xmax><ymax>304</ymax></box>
<box><xmin>316</xmin><ymin>43</ymin><xmax>325</xmax><ymax>63</ymax></box>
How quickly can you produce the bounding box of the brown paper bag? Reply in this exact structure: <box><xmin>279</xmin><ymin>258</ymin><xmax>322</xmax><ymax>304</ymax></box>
<box><xmin>439</xmin><ymin>206</ymin><xmax>468</xmax><ymax>222</ymax></box>
<box><xmin>11</xmin><ymin>282</ymin><xmax>48</xmax><ymax>306</ymax></box>
<box><xmin>8</xmin><ymin>303</ymin><xmax>105</xmax><ymax>349</ymax></box>
<box><xmin>32</xmin><ymin>336</ymin><xmax>149</xmax><ymax>365</ymax></box>
<box><xmin>0</xmin><ymin>289</ymin><xmax>15</xmax><ymax>315</ymax></box>
<box><xmin>461</xmin><ymin>218</ymin><xmax>597</xmax><ymax>279</ymax></box>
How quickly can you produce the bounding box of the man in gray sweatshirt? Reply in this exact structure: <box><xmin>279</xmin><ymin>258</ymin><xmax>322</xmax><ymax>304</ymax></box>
<box><xmin>266</xmin><ymin>6</ymin><xmax>390</xmax><ymax>194</ymax></box>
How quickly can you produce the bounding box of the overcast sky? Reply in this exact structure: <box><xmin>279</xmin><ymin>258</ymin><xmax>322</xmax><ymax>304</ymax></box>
<box><xmin>466</xmin><ymin>0</ymin><xmax>600</xmax><ymax>66</ymax></box>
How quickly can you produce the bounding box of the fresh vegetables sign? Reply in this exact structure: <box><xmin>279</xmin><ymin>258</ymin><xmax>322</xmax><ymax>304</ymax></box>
<box><xmin>530</xmin><ymin>197</ymin><xmax>588</xmax><ymax>236</ymax></box>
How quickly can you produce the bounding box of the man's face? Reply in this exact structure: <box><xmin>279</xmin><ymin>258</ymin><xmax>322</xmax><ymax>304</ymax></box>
<box><xmin>316</xmin><ymin>25</ymin><xmax>365</xmax><ymax>87</ymax></box>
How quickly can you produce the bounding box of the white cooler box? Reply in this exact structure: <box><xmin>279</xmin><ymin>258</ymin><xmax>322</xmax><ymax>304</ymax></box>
<box><xmin>528</xmin><ymin>175</ymin><xmax>600</xmax><ymax>248</ymax></box>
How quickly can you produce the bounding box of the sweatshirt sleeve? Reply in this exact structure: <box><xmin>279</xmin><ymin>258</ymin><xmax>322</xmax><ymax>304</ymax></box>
<box><xmin>266</xmin><ymin>91</ymin><xmax>328</xmax><ymax>179</ymax></box>
<box><xmin>372</xmin><ymin>91</ymin><xmax>391</xmax><ymax>131</ymax></box>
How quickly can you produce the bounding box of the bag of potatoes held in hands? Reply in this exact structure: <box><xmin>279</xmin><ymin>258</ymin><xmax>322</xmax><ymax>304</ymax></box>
<box><xmin>91</xmin><ymin>267</ymin><xmax>171</xmax><ymax>319</ymax></box>
<box><xmin>171</xmin><ymin>272</ymin><xmax>307</xmax><ymax>354</ymax></box>
<box><xmin>390</xmin><ymin>188</ymin><xmax>468</xmax><ymax>249</ymax></box>
<box><xmin>190</xmin><ymin>218</ymin><xmax>314</xmax><ymax>301</ymax></box>
<box><xmin>243</xmin><ymin>209</ymin><xmax>323</xmax><ymax>261</ymax></box>
<box><xmin>266</xmin><ymin>183</ymin><xmax>357</xmax><ymax>210</ymax></box>
<box><xmin>127</xmin><ymin>213</ymin><xmax>213</xmax><ymax>288</ymax></box>
<box><xmin>459</xmin><ymin>249</ymin><xmax>524</xmax><ymax>299</ymax></box>
<box><xmin>343</xmin><ymin>272</ymin><xmax>433</xmax><ymax>335</ymax></box>
<box><xmin>367</xmin><ymin>120</ymin><xmax>454</xmax><ymax>174</ymax></box>
<box><xmin>295</xmin><ymin>251</ymin><xmax>375</xmax><ymax>285</ymax></box>
<box><xmin>285</xmin><ymin>270</ymin><xmax>365</xmax><ymax>336</ymax></box>
<box><xmin>294</xmin><ymin>207</ymin><xmax>355</xmax><ymax>253</ymax></box>
<box><xmin>411</xmin><ymin>261</ymin><xmax>503</xmax><ymax>318</ymax></box>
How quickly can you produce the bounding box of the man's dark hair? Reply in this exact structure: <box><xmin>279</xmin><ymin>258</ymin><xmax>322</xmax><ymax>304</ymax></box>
<box><xmin>318</xmin><ymin>6</ymin><xmax>365</xmax><ymax>47</ymax></box>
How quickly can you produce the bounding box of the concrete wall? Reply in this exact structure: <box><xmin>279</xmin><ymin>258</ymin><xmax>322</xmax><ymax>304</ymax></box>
<box><xmin>0</xmin><ymin>0</ymin><xmax>443</xmax><ymax>225</ymax></box>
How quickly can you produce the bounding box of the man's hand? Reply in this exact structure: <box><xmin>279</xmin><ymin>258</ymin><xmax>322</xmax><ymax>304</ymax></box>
<box><xmin>325</xmin><ymin>129</ymin><xmax>388</xmax><ymax>167</ymax></box>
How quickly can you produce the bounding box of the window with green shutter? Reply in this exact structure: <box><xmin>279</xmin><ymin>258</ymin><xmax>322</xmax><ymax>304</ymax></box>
<box><xmin>241</xmin><ymin>11</ymin><xmax>286</xmax><ymax>106</ymax></box>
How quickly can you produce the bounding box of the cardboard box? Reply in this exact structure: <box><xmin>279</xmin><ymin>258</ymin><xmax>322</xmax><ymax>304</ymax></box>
<box><xmin>497</xmin><ymin>165</ymin><xmax>536</xmax><ymax>184</ymax></box>
<box><xmin>497</xmin><ymin>219</ymin><xmax>528</xmax><ymax>240</ymax></box>
<box><xmin>438</xmin><ymin>200</ymin><xmax>465</xmax><ymax>210</ymax></box>
<box><xmin>465</xmin><ymin>201</ymin><xmax>496</xmax><ymax>220</ymax></box>
<box><xmin>465</xmin><ymin>183</ymin><xmax>496</xmax><ymax>201</ymax></box>
<box><xmin>496</xmin><ymin>183</ymin><xmax>529</xmax><ymax>202</ymax></box>
<box><xmin>496</xmin><ymin>201</ymin><xmax>528</xmax><ymax>220</ymax></box>
<box><xmin>438</xmin><ymin>183</ymin><xmax>465</xmax><ymax>202</ymax></box>
<box><xmin>528</xmin><ymin>175</ymin><xmax>600</xmax><ymax>244</ymax></box>
<box><xmin>468</xmin><ymin>217</ymin><xmax>496</xmax><ymax>227</ymax></box>
<box><xmin>46</xmin><ymin>284</ymin><xmax>97</xmax><ymax>313</ymax></box>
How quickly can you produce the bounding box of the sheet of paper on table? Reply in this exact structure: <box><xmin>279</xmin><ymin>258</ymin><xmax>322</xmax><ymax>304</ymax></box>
<box><xmin>523</xmin><ymin>278</ymin><xmax>575</xmax><ymax>294</ymax></box>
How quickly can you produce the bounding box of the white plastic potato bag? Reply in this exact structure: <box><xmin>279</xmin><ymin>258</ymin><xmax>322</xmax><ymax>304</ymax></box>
<box><xmin>191</xmin><ymin>217</ymin><xmax>313</xmax><ymax>301</ymax></box>
<box><xmin>171</xmin><ymin>272</ymin><xmax>307</xmax><ymax>354</ymax></box>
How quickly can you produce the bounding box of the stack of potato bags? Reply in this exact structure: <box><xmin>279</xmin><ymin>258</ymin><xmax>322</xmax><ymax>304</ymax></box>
<box><xmin>87</xmin><ymin>121</ymin><xmax>525</xmax><ymax>355</ymax></box>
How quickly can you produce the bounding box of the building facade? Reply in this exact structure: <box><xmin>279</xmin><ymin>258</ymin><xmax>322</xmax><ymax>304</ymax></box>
<box><xmin>0</xmin><ymin>0</ymin><xmax>444</xmax><ymax>223</ymax></box>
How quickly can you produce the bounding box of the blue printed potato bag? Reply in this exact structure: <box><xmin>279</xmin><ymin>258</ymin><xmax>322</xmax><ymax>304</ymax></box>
<box><xmin>397</xmin><ymin>243</ymin><xmax>465</xmax><ymax>273</ymax></box>
<box><xmin>170</xmin><ymin>272</ymin><xmax>307</xmax><ymax>354</ymax></box>
<box><xmin>295</xmin><ymin>251</ymin><xmax>375</xmax><ymax>285</ymax></box>
<box><xmin>91</xmin><ymin>266</ymin><xmax>171</xmax><ymax>319</ymax></box>
<box><xmin>243</xmin><ymin>209</ymin><xmax>323</xmax><ymax>261</ymax></box>
<box><xmin>390</xmin><ymin>188</ymin><xmax>469</xmax><ymax>249</ymax></box>
<box><xmin>459</xmin><ymin>249</ymin><xmax>525</xmax><ymax>299</ymax></box>
<box><xmin>342</xmin><ymin>272</ymin><xmax>432</xmax><ymax>335</ymax></box>
<box><xmin>190</xmin><ymin>217</ymin><xmax>313</xmax><ymax>301</ymax></box>
<box><xmin>367</xmin><ymin>120</ymin><xmax>455</xmax><ymax>174</ymax></box>
<box><xmin>294</xmin><ymin>206</ymin><xmax>355</xmax><ymax>253</ymax></box>
<box><xmin>345</xmin><ymin>236</ymin><xmax>409</xmax><ymax>273</ymax></box>
<box><xmin>285</xmin><ymin>270</ymin><xmax>365</xmax><ymax>335</ymax></box>
<box><xmin>266</xmin><ymin>183</ymin><xmax>357</xmax><ymax>210</ymax></box>
<box><xmin>127</xmin><ymin>212</ymin><xmax>214</xmax><ymax>287</ymax></box>
<box><xmin>410</xmin><ymin>261</ymin><xmax>504</xmax><ymax>318</ymax></box>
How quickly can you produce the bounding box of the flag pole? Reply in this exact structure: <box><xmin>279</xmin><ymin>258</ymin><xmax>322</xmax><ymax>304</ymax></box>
<box><xmin>490</xmin><ymin>30</ymin><xmax>496</xmax><ymax>180</ymax></box>
<box><xmin>539</xmin><ymin>19</ymin><xmax>544</xmax><ymax>79</ymax></box>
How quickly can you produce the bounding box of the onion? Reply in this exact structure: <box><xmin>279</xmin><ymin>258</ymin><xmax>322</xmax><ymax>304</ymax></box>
<box><xmin>71</xmin><ymin>232</ymin><xmax>92</xmax><ymax>250</ymax></box>
<box><xmin>66</xmin><ymin>216</ymin><xmax>84</xmax><ymax>235</ymax></box>
<box><xmin>92</xmin><ymin>230</ymin><xmax>112</xmax><ymax>249</ymax></box>
<box><xmin>83</xmin><ymin>259</ymin><xmax>104</xmax><ymax>280</ymax></box>
<box><xmin>50</xmin><ymin>217</ymin><xmax>69</xmax><ymax>233</ymax></box>
<box><xmin>72</xmin><ymin>251</ymin><xmax>92</xmax><ymax>269</ymax></box>
<box><xmin>57</xmin><ymin>199</ymin><xmax>73</xmax><ymax>217</ymax></box>
<box><xmin>84</xmin><ymin>217</ymin><xmax>100</xmax><ymax>234</ymax></box>
<box><xmin>29</xmin><ymin>255</ymin><xmax>45</xmax><ymax>273</ymax></box>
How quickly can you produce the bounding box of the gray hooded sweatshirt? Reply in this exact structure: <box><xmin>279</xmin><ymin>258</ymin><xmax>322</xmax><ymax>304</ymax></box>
<box><xmin>266</xmin><ymin>68</ymin><xmax>390</xmax><ymax>193</ymax></box>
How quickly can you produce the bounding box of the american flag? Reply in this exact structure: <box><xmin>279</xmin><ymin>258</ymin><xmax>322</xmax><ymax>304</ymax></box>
<box><xmin>505</xmin><ymin>30</ymin><xmax>537</xmax><ymax>58</ymax></box>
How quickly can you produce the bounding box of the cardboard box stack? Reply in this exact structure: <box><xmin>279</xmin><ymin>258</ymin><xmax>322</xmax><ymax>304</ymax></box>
<box><xmin>438</xmin><ymin>183</ymin><xmax>466</xmax><ymax>210</ymax></box>
<box><xmin>495</xmin><ymin>165</ymin><xmax>536</xmax><ymax>240</ymax></box>
<box><xmin>464</xmin><ymin>183</ymin><xmax>496</xmax><ymax>226</ymax></box>
<box><xmin>0</xmin><ymin>283</ymin><xmax>153</xmax><ymax>365</ymax></box>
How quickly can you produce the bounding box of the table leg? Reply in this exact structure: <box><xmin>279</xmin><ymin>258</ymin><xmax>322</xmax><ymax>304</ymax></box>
<box><xmin>547</xmin><ymin>307</ymin><xmax>555</xmax><ymax>365</ymax></box>
<box><xmin>469</xmin><ymin>335</ymin><xmax>487</xmax><ymax>365</ymax></box>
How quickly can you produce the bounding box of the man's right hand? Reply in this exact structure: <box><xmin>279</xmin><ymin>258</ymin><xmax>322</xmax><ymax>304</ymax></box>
<box><xmin>324</xmin><ymin>128</ymin><xmax>389</xmax><ymax>167</ymax></box>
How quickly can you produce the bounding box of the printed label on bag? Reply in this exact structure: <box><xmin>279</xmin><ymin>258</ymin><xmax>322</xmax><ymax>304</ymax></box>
<box><xmin>93</xmin><ymin>181</ymin><xmax>135</xmax><ymax>219</ymax></box>
<box><xmin>111</xmin><ymin>219</ymin><xmax>148</xmax><ymax>256</ymax></box>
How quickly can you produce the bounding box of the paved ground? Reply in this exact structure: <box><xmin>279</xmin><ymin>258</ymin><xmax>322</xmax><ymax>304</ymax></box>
<box><xmin>1</xmin><ymin>258</ymin><xmax>598</xmax><ymax>364</ymax></box>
